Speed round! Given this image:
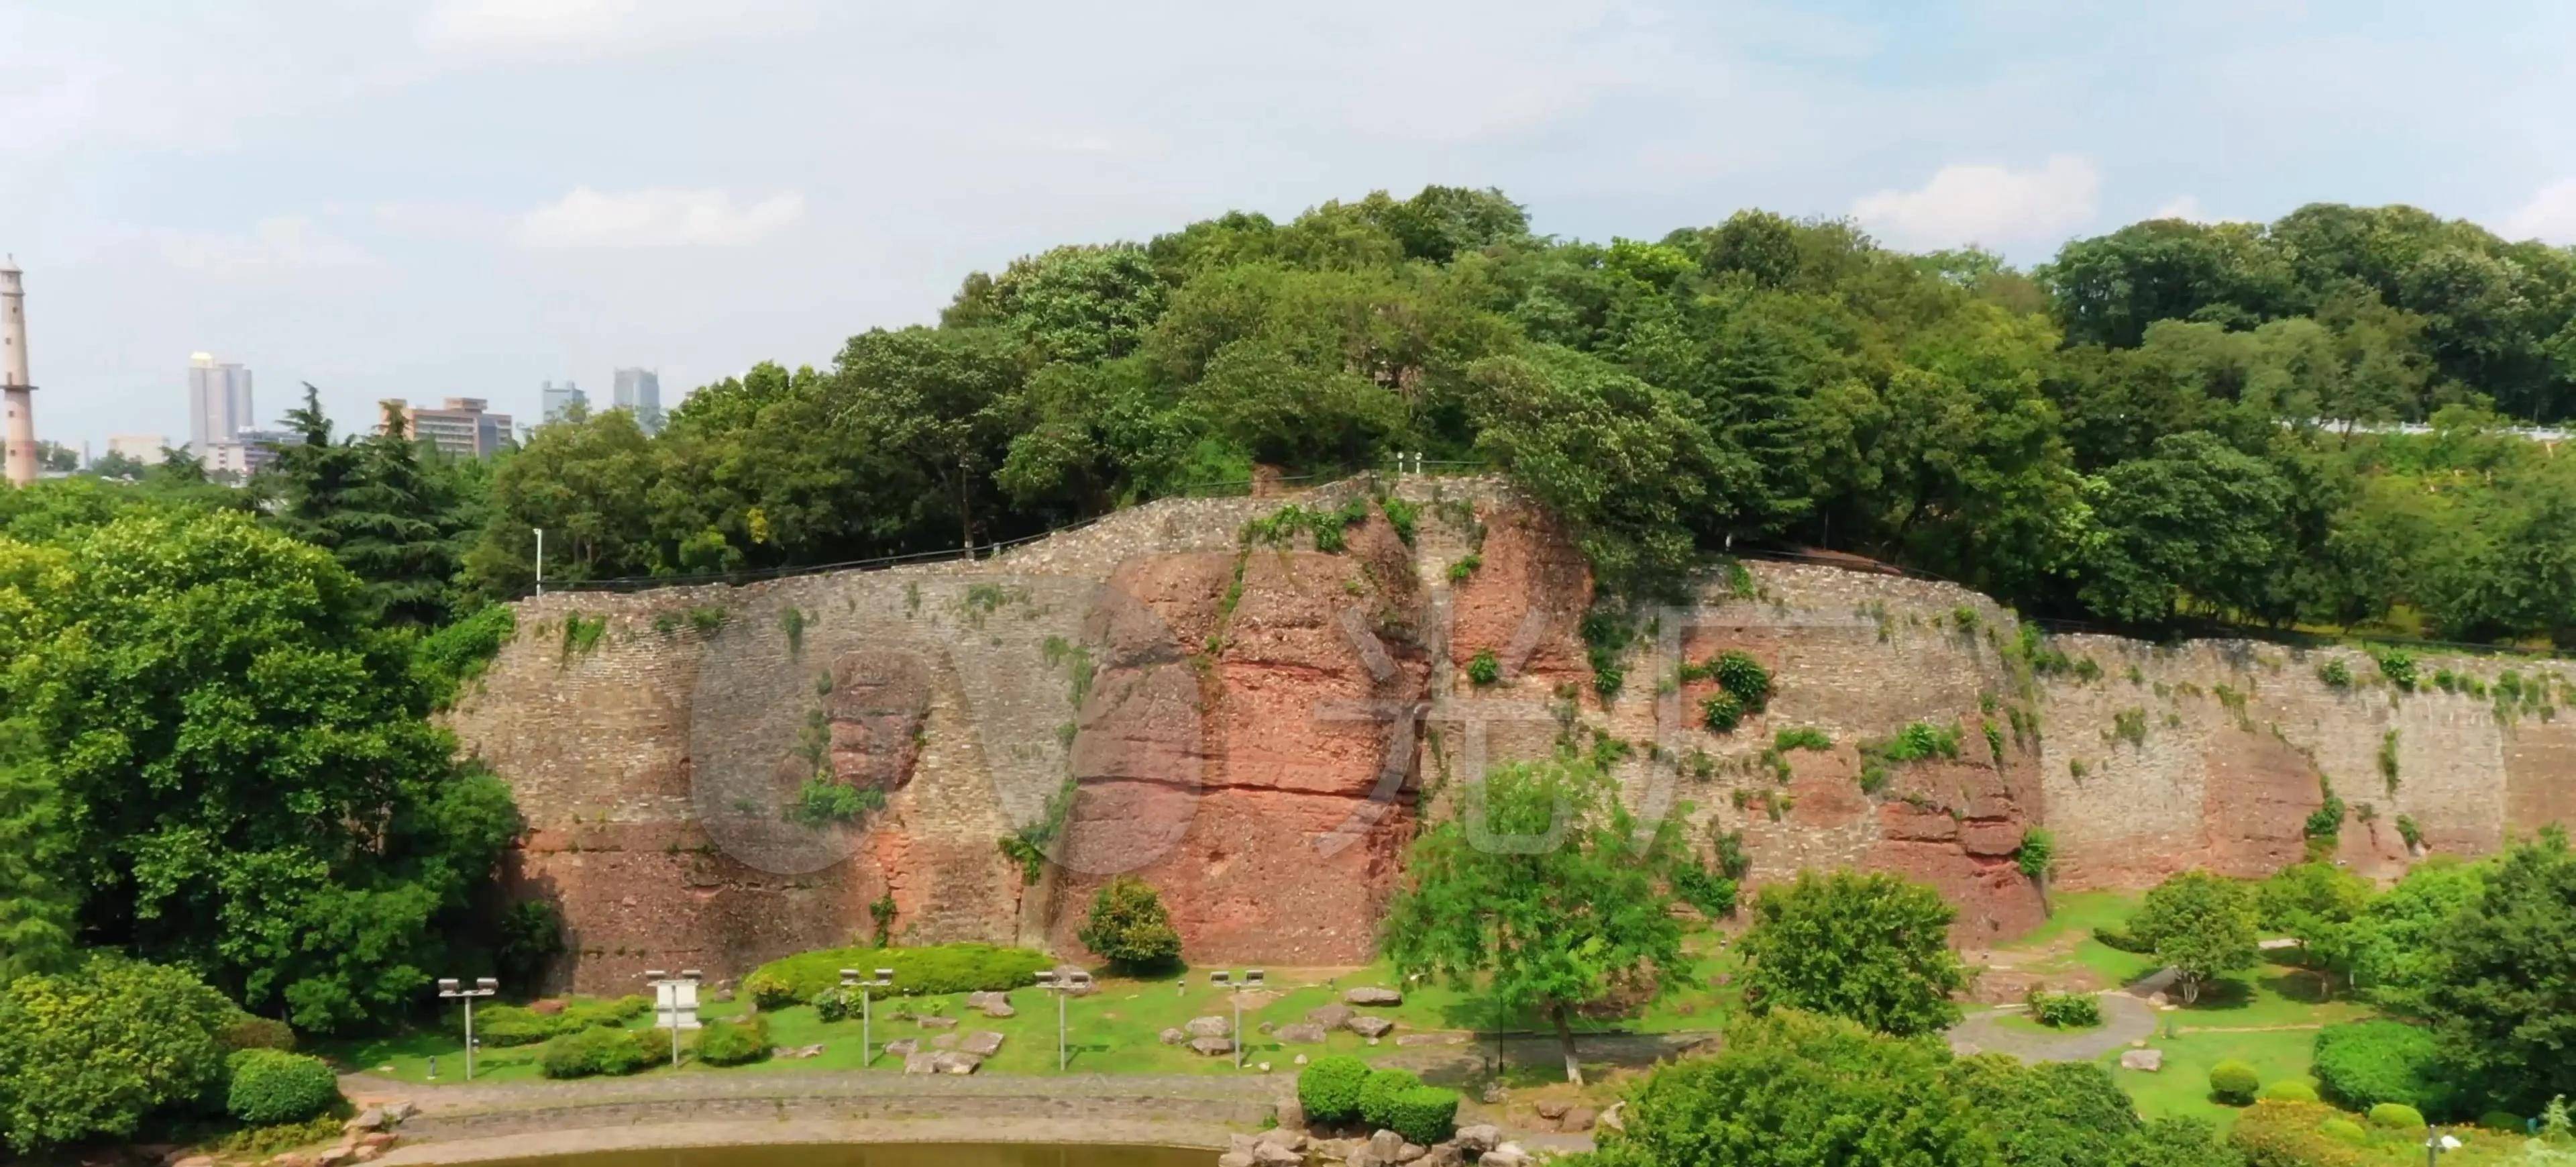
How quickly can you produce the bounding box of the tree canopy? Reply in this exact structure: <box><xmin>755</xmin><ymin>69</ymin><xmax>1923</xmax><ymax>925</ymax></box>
<box><xmin>1737</xmin><ymin>868</ymin><xmax>1970</xmax><ymax>1037</ymax></box>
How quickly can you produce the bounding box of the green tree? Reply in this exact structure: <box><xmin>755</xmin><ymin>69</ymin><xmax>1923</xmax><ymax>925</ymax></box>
<box><xmin>0</xmin><ymin>956</ymin><xmax>237</xmax><ymax>1153</ymax></box>
<box><xmin>2019</xmin><ymin>827</ymin><xmax>2058</xmax><ymax>918</ymax></box>
<box><xmin>2422</xmin><ymin>829</ymin><xmax>2576</xmax><ymax>1111</ymax></box>
<box><xmin>1572</xmin><ymin>1009</ymin><xmax>1998</xmax><ymax>1167</ymax></box>
<box><xmin>831</xmin><ymin>325</ymin><xmax>1025</xmax><ymax>554</ymax></box>
<box><xmin>0</xmin><ymin>511</ymin><xmax>519</xmax><ymax>1031</ymax></box>
<box><xmin>2256</xmin><ymin>862</ymin><xmax>2374</xmax><ymax>996</ymax></box>
<box><xmin>1076</xmin><ymin>875</ymin><xmax>1182</xmax><ymax>970</ymax></box>
<box><xmin>1737</xmin><ymin>869</ymin><xmax>1969</xmax><ymax>1037</ymax></box>
<box><xmin>1946</xmin><ymin>1055</ymin><xmax>2141</xmax><ymax>1167</ymax></box>
<box><xmin>1381</xmin><ymin>754</ymin><xmax>1706</xmax><ymax>1084</ymax></box>
<box><xmin>2129</xmin><ymin>870</ymin><xmax>2261</xmax><ymax>1004</ymax></box>
<box><xmin>2349</xmin><ymin>856</ymin><xmax>2485</xmax><ymax>1013</ymax></box>
<box><xmin>2082</xmin><ymin>432</ymin><xmax>2294</xmax><ymax>623</ymax></box>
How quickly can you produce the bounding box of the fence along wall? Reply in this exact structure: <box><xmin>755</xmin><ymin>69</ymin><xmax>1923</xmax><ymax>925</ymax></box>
<box><xmin>447</xmin><ymin>477</ymin><xmax>2576</xmax><ymax>991</ymax></box>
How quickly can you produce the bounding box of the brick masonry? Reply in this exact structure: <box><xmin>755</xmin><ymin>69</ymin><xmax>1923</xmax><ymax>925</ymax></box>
<box><xmin>448</xmin><ymin>477</ymin><xmax>2576</xmax><ymax>990</ymax></box>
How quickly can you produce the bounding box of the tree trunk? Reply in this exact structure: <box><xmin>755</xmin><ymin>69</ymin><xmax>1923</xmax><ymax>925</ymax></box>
<box><xmin>2035</xmin><ymin>868</ymin><xmax>2053</xmax><ymax>918</ymax></box>
<box><xmin>2179</xmin><ymin>974</ymin><xmax>2201</xmax><ymax>1005</ymax></box>
<box><xmin>1551</xmin><ymin>1003</ymin><xmax>1583</xmax><ymax>1087</ymax></box>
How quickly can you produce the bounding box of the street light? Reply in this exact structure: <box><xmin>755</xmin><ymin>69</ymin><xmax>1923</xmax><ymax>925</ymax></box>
<box><xmin>644</xmin><ymin>968</ymin><xmax>702</xmax><ymax>1070</ymax></box>
<box><xmin>1033</xmin><ymin>970</ymin><xmax>1093</xmax><ymax>1072</ymax></box>
<box><xmin>436</xmin><ymin>977</ymin><xmax>498</xmax><ymax>1080</ymax></box>
<box><xmin>1210</xmin><ymin>969</ymin><xmax>1265</xmax><ymax>1070</ymax></box>
<box><xmin>842</xmin><ymin>968</ymin><xmax>895</xmax><ymax>1065</ymax></box>
<box><xmin>2425</xmin><ymin>1128</ymin><xmax>2462</xmax><ymax>1166</ymax></box>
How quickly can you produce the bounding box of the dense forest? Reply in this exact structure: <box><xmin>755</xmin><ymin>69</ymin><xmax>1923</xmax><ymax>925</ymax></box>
<box><xmin>445</xmin><ymin>189</ymin><xmax>2576</xmax><ymax>644</ymax></box>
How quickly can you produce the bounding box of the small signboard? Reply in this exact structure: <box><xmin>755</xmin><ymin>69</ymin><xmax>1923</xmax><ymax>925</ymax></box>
<box><xmin>652</xmin><ymin>978</ymin><xmax>703</xmax><ymax>1029</ymax></box>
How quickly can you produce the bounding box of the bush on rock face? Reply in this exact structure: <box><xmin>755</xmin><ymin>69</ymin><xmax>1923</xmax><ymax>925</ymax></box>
<box><xmin>692</xmin><ymin>1015</ymin><xmax>769</xmax><ymax>1066</ymax></box>
<box><xmin>539</xmin><ymin>1025</ymin><xmax>664</xmax><ymax>1078</ymax></box>
<box><xmin>224</xmin><ymin>1050</ymin><xmax>341</xmax><ymax>1125</ymax></box>
<box><xmin>1298</xmin><ymin>1056</ymin><xmax>1371</xmax><ymax>1125</ymax></box>
<box><xmin>1077</xmin><ymin>876</ymin><xmax>1183</xmax><ymax>970</ymax></box>
<box><xmin>2210</xmin><ymin>1060</ymin><xmax>2261</xmax><ymax>1105</ymax></box>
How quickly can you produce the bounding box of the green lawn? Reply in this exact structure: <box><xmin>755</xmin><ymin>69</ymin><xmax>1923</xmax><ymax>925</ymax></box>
<box><xmin>325</xmin><ymin>944</ymin><xmax>1739</xmax><ymax>1087</ymax></box>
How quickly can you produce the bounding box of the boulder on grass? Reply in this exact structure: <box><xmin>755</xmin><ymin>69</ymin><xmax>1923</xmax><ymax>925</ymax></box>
<box><xmin>961</xmin><ymin>1031</ymin><xmax>1006</xmax><ymax>1058</ymax></box>
<box><xmin>1189</xmin><ymin>1036</ymin><xmax>1236</xmax><ymax>1058</ymax></box>
<box><xmin>1275</xmin><ymin>1022</ymin><xmax>1329</xmax><ymax>1044</ymax></box>
<box><xmin>2120</xmin><ymin>1048</ymin><xmax>2163</xmax><ymax>1072</ymax></box>
<box><xmin>1348</xmin><ymin>1015</ymin><xmax>1395</xmax><ymax>1039</ymax></box>
<box><xmin>1159</xmin><ymin>1027</ymin><xmax>1187</xmax><ymax>1046</ymax></box>
<box><xmin>1344</xmin><ymin>986</ymin><xmax>1403</xmax><ymax>1006</ymax></box>
<box><xmin>1307</xmin><ymin>1003</ymin><xmax>1354</xmax><ymax>1030</ymax></box>
<box><xmin>1185</xmin><ymin>1015</ymin><xmax>1232</xmax><ymax>1039</ymax></box>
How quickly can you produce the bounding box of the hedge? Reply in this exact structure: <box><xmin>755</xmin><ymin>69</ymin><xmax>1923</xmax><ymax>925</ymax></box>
<box><xmin>224</xmin><ymin>1050</ymin><xmax>341</xmax><ymax>1125</ymax></box>
<box><xmin>539</xmin><ymin>1025</ymin><xmax>665</xmax><ymax>1078</ymax></box>
<box><xmin>744</xmin><ymin>944</ymin><xmax>1053</xmax><ymax>1007</ymax></box>
<box><xmin>1358</xmin><ymin>1068</ymin><xmax>1425</xmax><ymax>1132</ymax></box>
<box><xmin>1298</xmin><ymin>1056</ymin><xmax>1371</xmax><ymax>1126</ymax></box>
<box><xmin>2027</xmin><ymin>990</ymin><xmax>2102</xmax><ymax>1029</ymax></box>
<box><xmin>2210</xmin><ymin>1060</ymin><xmax>2261</xmax><ymax>1105</ymax></box>
<box><xmin>2367</xmin><ymin>1103</ymin><xmax>2426</xmax><ymax>1131</ymax></box>
<box><xmin>2228</xmin><ymin>1101</ymin><xmax>2373</xmax><ymax>1167</ymax></box>
<box><xmin>1380</xmin><ymin>1086</ymin><xmax>1460</xmax><ymax>1146</ymax></box>
<box><xmin>693</xmin><ymin>1015</ymin><xmax>769</xmax><ymax>1066</ymax></box>
<box><xmin>2258</xmin><ymin>1080</ymin><xmax>2319</xmax><ymax>1103</ymax></box>
<box><xmin>2311</xmin><ymin>1021</ymin><xmax>2457</xmax><ymax>1117</ymax></box>
<box><xmin>465</xmin><ymin>995</ymin><xmax>651</xmax><ymax>1048</ymax></box>
<box><xmin>218</xmin><ymin>1014</ymin><xmax>297</xmax><ymax>1053</ymax></box>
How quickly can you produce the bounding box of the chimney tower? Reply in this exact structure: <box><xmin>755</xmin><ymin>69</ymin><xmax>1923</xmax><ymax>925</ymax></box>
<box><xmin>1</xmin><ymin>256</ymin><xmax>34</xmax><ymax>489</ymax></box>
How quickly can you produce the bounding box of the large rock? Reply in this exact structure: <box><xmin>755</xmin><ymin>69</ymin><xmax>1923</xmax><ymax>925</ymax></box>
<box><xmin>1347</xmin><ymin>1015</ymin><xmax>1395</xmax><ymax>1039</ymax></box>
<box><xmin>918</xmin><ymin>1015</ymin><xmax>959</xmax><ymax>1030</ymax></box>
<box><xmin>1307</xmin><ymin>1003</ymin><xmax>1354</xmax><ymax>1030</ymax></box>
<box><xmin>934</xmin><ymin>1051</ymin><xmax>982</xmax><ymax>1074</ymax></box>
<box><xmin>1344</xmin><ymin>986</ymin><xmax>1403</xmax><ymax>1006</ymax></box>
<box><xmin>1560</xmin><ymin>1106</ymin><xmax>1598</xmax><ymax>1133</ymax></box>
<box><xmin>1482</xmin><ymin>1144</ymin><xmax>1534</xmax><ymax>1167</ymax></box>
<box><xmin>1159</xmin><ymin>1027</ymin><xmax>1187</xmax><ymax>1046</ymax></box>
<box><xmin>1249</xmin><ymin>1143</ymin><xmax>1301</xmax><ymax>1167</ymax></box>
<box><xmin>344</xmin><ymin>1109</ymin><xmax>386</xmax><ymax>1133</ymax></box>
<box><xmin>1218</xmin><ymin>1155</ymin><xmax>1255</xmax><ymax>1167</ymax></box>
<box><xmin>1453</xmin><ymin>1125</ymin><xmax>1501</xmax><ymax>1154</ymax></box>
<box><xmin>1276</xmin><ymin>1022</ymin><xmax>1330</xmax><ymax>1044</ymax></box>
<box><xmin>961</xmin><ymin>1030</ymin><xmax>1006</xmax><ymax>1057</ymax></box>
<box><xmin>2121</xmin><ymin>1048</ymin><xmax>2164</xmax><ymax>1072</ymax></box>
<box><xmin>883</xmin><ymin>1037</ymin><xmax>918</xmax><ymax>1056</ymax></box>
<box><xmin>902</xmin><ymin>1050</ymin><xmax>941</xmax><ymax>1075</ymax></box>
<box><xmin>1189</xmin><ymin>1035</ymin><xmax>1237</xmax><ymax>1058</ymax></box>
<box><xmin>1185</xmin><ymin>1015</ymin><xmax>1233</xmax><ymax>1039</ymax></box>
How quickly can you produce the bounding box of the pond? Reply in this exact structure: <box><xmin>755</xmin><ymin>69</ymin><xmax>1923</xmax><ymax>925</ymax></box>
<box><xmin>455</xmin><ymin>1146</ymin><xmax>1209</xmax><ymax>1167</ymax></box>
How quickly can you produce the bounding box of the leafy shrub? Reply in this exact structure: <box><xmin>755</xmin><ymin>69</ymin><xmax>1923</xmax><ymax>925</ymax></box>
<box><xmin>1359</xmin><ymin>1067</ymin><xmax>1426</xmax><ymax>1131</ymax></box>
<box><xmin>1711</xmin><ymin>651</ymin><xmax>1773</xmax><ymax>711</ymax></box>
<box><xmin>1077</xmin><ymin>876</ymin><xmax>1183</xmax><ymax>970</ymax></box>
<box><xmin>2259</xmin><ymin>1080</ymin><xmax>2319</xmax><ymax>1103</ymax></box>
<box><xmin>2374</xmin><ymin>650</ymin><xmax>2417</xmax><ymax>691</ymax></box>
<box><xmin>2367</xmin><ymin>1103</ymin><xmax>2426</xmax><ymax>1130</ymax></box>
<box><xmin>413</xmin><ymin>603</ymin><xmax>517</xmax><ymax>707</ymax></box>
<box><xmin>219</xmin><ymin>1013</ymin><xmax>298</xmax><ymax>1053</ymax></box>
<box><xmin>1700</xmin><ymin>691</ymin><xmax>1743</xmax><ymax>732</ymax></box>
<box><xmin>1446</xmin><ymin>554</ymin><xmax>1481</xmax><ymax>582</ymax></box>
<box><xmin>811</xmin><ymin>987</ymin><xmax>855</xmax><ymax>1023</ymax></box>
<box><xmin>1381</xmin><ymin>1085</ymin><xmax>1460</xmax><ymax>1145</ymax></box>
<box><xmin>0</xmin><ymin>956</ymin><xmax>237</xmax><ymax>1154</ymax></box>
<box><xmin>1379</xmin><ymin>497</ymin><xmax>1418</xmax><ymax>546</ymax></box>
<box><xmin>2227</xmin><ymin>1101</ymin><xmax>2372</xmax><ymax>1167</ymax></box>
<box><xmin>784</xmin><ymin>778</ymin><xmax>883</xmax><ymax>827</ymax></box>
<box><xmin>211</xmin><ymin>1114</ymin><xmax>347</xmax><ymax>1158</ymax></box>
<box><xmin>2477</xmin><ymin>1110</ymin><xmax>2524</xmax><ymax>1131</ymax></box>
<box><xmin>2318</xmin><ymin>658</ymin><xmax>2353</xmax><ymax>689</ymax></box>
<box><xmin>2094</xmin><ymin>925</ymin><xmax>2153</xmax><ymax>954</ymax></box>
<box><xmin>2312</xmin><ymin>1020</ymin><xmax>2457</xmax><ymax>1117</ymax></box>
<box><xmin>224</xmin><ymin>1050</ymin><xmax>341</xmax><ymax>1125</ymax></box>
<box><xmin>2027</xmin><ymin>989</ymin><xmax>2102</xmax><ymax>1029</ymax></box>
<box><xmin>2210</xmin><ymin>1060</ymin><xmax>2261</xmax><ymax>1105</ymax></box>
<box><xmin>470</xmin><ymin>1004</ymin><xmax>558</xmax><ymax>1047</ymax></box>
<box><xmin>1773</xmin><ymin>727</ymin><xmax>1831</xmax><ymax>752</ymax></box>
<box><xmin>1882</xmin><ymin>721</ymin><xmax>1962</xmax><ymax>762</ymax></box>
<box><xmin>538</xmin><ymin>1025</ymin><xmax>663</xmax><ymax>1079</ymax></box>
<box><xmin>692</xmin><ymin>1015</ymin><xmax>769</xmax><ymax>1066</ymax></box>
<box><xmin>2317</xmin><ymin>1117</ymin><xmax>2369</xmax><ymax>1146</ymax></box>
<box><xmin>1298</xmin><ymin>1055</ymin><xmax>1371</xmax><ymax>1125</ymax></box>
<box><xmin>1467</xmin><ymin>649</ymin><xmax>1500</xmax><ymax>686</ymax></box>
<box><xmin>747</xmin><ymin>944</ymin><xmax>1053</xmax><ymax>1003</ymax></box>
<box><xmin>496</xmin><ymin>900</ymin><xmax>567</xmax><ymax>986</ymax></box>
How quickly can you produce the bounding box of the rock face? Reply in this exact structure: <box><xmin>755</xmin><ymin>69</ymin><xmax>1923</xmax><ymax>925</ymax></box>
<box><xmin>450</xmin><ymin>476</ymin><xmax>2576</xmax><ymax>990</ymax></box>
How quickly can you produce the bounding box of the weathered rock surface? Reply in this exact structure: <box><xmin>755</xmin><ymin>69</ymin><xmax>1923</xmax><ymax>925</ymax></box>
<box><xmin>1344</xmin><ymin>986</ymin><xmax>1403</xmax><ymax>1006</ymax></box>
<box><xmin>1347</xmin><ymin>1015</ymin><xmax>1395</xmax><ymax>1039</ymax></box>
<box><xmin>1185</xmin><ymin>1015</ymin><xmax>1232</xmax><ymax>1039</ymax></box>
<box><xmin>961</xmin><ymin>1030</ymin><xmax>1006</xmax><ymax>1057</ymax></box>
<box><xmin>2121</xmin><ymin>1048</ymin><xmax>2164</xmax><ymax>1072</ymax></box>
<box><xmin>1275</xmin><ymin>1022</ymin><xmax>1329</xmax><ymax>1044</ymax></box>
<box><xmin>1307</xmin><ymin>1003</ymin><xmax>1354</xmax><ymax>1030</ymax></box>
<box><xmin>1189</xmin><ymin>1035</ymin><xmax>1237</xmax><ymax>1058</ymax></box>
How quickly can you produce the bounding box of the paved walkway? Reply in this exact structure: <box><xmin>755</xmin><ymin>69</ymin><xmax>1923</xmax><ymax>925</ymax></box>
<box><xmin>341</xmin><ymin>1069</ymin><xmax>1273</xmax><ymax>1117</ymax></box>
<box><xmin>1945</xmin><ymin>968</ymin><xmax>2168</xmax><ymax>1063</ymax></box>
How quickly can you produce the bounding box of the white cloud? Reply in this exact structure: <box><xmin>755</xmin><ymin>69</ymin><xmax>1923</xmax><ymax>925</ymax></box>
<box><xmin>156</xmin><ymin>217</ymin><xmax>374</xmax><ymax>274</ymax></box>
<box><xmin>417</xmin><ymin>0</ymin><xmax>817</xmax><ymax>58</ymax></box>
<box><xmin>1850</xmin><ymin>155</ymin><xmax>2101</xmax><ymax>250</ymax></box>
<box><xmin>2504</xmin><ymin>179</ymin><xmax>2576</xmax><ymax>244</ymax></box>
<box><xmin>514</xmin><ymin>188</ymin><xmax>806</xmax><ymax>249</ymax></box>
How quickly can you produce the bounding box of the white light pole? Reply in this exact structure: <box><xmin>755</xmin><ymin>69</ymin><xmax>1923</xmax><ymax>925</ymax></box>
<box><xmin>842</xmin><ymin>967</ymin><xmax>894</xmax><ymax>1065</ymax></box>
<box><xmin>1210</xmin><ymin>969</ymin><xmax>1265</xmax><ymax>1069</ymax></box>
<box><xmin>1033</xmin><ymin>970</ymin><xmax>1093</xmax><ymax>1072</ymax></box>
<box><xmin>533</xmin><ymin>527</ymin><xmax>545</xmax><ymax>595</ymax></box>
<box><xmin>436</xmin><ymin>976</ymin><xmax>498</xmax><ymax>1080</ymax></box>
<box><xmin>645</xmin><ymin>968</ymin><xmax>702</xmax><ymax>1070</ymax></box>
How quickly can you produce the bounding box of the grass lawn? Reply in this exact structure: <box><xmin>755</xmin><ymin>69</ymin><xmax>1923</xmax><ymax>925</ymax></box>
<box><xmin>323</xmin><ymin>942</ymin><xmax>1738</xmax><ymax>1087</ymax></box>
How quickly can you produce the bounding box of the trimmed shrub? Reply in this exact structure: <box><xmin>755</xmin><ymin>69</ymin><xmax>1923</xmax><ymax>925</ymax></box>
<box><xmin>2210</xmin><ymin>1060</ymin><xmax>2261</xmax><ymax>1105</ymax></box>
<box><xmin>1077</xmin><ymin>876</ymin><xmax>1183</xmax><ymax>970</ymax></box>
<box><xmin>2367</xmin><ymin>1103</ymin><xmax>2426</xmax><ymax>1131</ymax></box>
<box><xmin>470</xmin><ymin>1004</ymin><xmax>559</xmax><ymax>1047</ymax></box>
<box><xmin>692</xmin><ymin>1015</ymin><xmax>769</xmax><ymax>1066</ymax></box>
<box><xmin>2317</xmin><ymin>1117</ymin><xmax>2368</xmax><ymax>1145</ymax></box>
<box><xmin>2311</xmin><ymin>1020</ymin><xmax>2457</xmax><ymax>1117</ymax></box>
<box><xmin>2228</xmin><ymin>1101</ymin><xmax>2373</xmax><ymax>1167</ymax></box>
<box><xmin>224</xmin><ymin>1050</ymin><xmax>341</xmax><ymax>1125</ymax></box>
<box><xmin>1358</xmin><ymin>1067</ymin><xmax>1426</xmax><ymax>1131</ymax></box>
<box><xmin>219</xmin><ymin>1014</ymin><xmax>297</xmax><ymax>1053</ymax></box>
<box><xmin>539</xmin><ymin>1025</ymin><xmax>663</xmax><ymax>1079</ymax></box>
<box><xmin>2259</xmin><ymin>1080</ymin><xmax>2319</xmax><ymax>1103</ymax></box>
<box><xmin>2093</xmin><ymin>925</ymin><xmax>2153</xmax><ymax>954</ymax></box>
<box><xmin>2027</xmin><ymin>989</ymin><xmax>2102</xmax><ymax>1029</ymax></box>
<box><xmin>2477</xmin><ymin>1111</ymin><xmax>2525</xmax><ymax>1131</ymax></box>
<box><xmin>1298</xmin><ymin>1055</ymin><xmax>1371</xmax><ymax>1125</ymax></box>
<box><xmin>811</xmin><ymin>987</ymin><xmax>855</xmax><ymax>1023</ymax></box>
<box><xmin>747</xmin><ymin>944</ymin><xmax>1053</xmax><ymax>1003</ymax></box>
<box><xmin>1381</xmin><ymin>1085</ymin><xmax>1460</xmax><ymax>1146</ymax></box>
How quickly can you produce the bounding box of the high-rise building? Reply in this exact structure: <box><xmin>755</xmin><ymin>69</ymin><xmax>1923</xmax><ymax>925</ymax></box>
<box><xmin>541</xmin><ymin>379</ymin><xmax>588</xmax><ymax>423</ymax></box>
<box><xmin>382</xmin><ymin>397</ymin><xmax>515</xmax><ymax>458</ymax></box>
<box><xmin>187</xmin><ymin>352</ymin><xmax>254</xmax><ymax>452</ymax></box>
<box><xmin>613</xmin><ymin>367</ymin><xmax>662</xmax><ymax>434</ymax></box>
<box><xmin>2</xmin><ymin>256</ymin><xmax>35</xmax><ymax>489</ymax></box>
<box><xmin>205</xmin><ymin>429</ymin><xmax>287</xmax><ymax>479</ymax></box>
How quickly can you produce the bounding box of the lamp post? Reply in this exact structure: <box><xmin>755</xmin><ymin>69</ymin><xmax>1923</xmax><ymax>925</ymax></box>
<box><xmin>1210</xmin><ymin>969</ymin><xmax>1265</xmax><ymax>1070</ymax></box>
<box><xmin>1033</xmin><ymin>970</ymin><xmax>1093</xmax><ymax>1072</ymax></box>
<box><xmin>436</xmin><ymin>977</ymin><xmax>498</xmax><ymax>1080</ymax></box>
<box><xmin>644</xmin><ymin>968</ymin><xmax>702</xmax><ymax>1070</ymax></box>
<box><xmin>2425</xmin><ymin>1129</ymin><xmax>2461</xmax><ymax>1167</ymax></box>
<box><xmin>842</xmin><ymin>968</ymin><xmax>895</xmax><ymax>1065</ymax></box>
<box><xmin>533</xmin><ymin>527</ymin><xmax>545</xmax><ymax>595</ymax></box>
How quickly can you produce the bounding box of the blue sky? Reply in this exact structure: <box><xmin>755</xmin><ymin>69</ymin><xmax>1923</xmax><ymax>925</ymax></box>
<box><xmin>3</xmin><ymin>0</ymin><xmax>2572</xmax><ymax>454</ymax></box>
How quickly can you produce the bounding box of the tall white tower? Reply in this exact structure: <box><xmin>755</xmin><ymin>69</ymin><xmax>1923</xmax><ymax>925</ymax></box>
<box><xmin>1</xmin><ymin>256</ymin><xmax>34</xmax><ymax>489</ymax></box>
